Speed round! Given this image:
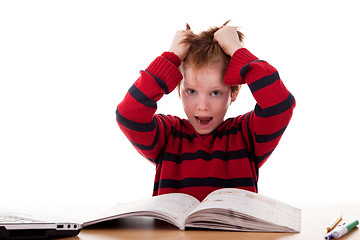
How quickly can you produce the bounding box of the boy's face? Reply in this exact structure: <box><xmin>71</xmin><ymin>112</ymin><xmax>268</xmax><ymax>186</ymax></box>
<box><xmin>179</xmin><ymin>63</ymin><xmax>237</xmax><ymax>135</ymax></box>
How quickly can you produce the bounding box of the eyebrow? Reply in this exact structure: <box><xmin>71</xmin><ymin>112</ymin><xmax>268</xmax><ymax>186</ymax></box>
<box><xmin>183</xmin><ymin>82</ymin><xmax>228</xmax><ymax>90</ymax></box>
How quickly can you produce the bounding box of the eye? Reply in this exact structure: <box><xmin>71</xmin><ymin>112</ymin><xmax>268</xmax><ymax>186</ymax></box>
<box><xmin>211</xmin><ymin>90</ymin><xmax>221</xmax><ymax>96</ymax></box>
<box><xmin>187</xmin><ymin>89</ymin><xmax>196</xmax><ymax>95</ymax></box>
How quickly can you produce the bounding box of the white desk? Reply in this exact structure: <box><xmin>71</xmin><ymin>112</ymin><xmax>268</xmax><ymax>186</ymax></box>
<box><xmin>63</xmin><ymin>203</ymin><xmax>360</xmax><ymax>240</ymax></box>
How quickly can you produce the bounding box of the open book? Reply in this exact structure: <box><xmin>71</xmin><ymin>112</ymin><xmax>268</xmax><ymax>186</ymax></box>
<box><xmin>83</xmin><ymin>188</ymin><xmax>301</xmax><ymax>232</ymax></box>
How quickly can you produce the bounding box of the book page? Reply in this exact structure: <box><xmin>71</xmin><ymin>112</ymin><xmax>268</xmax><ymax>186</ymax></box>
<box><xmin>187</xmin><ymin>188</ymin><xmax>300</xmax><ymax>232</ymax></box>
<box><xmin>83</xmin><ymin>193</ymin><xmax>200</xmax><ymax>230</ymax></box>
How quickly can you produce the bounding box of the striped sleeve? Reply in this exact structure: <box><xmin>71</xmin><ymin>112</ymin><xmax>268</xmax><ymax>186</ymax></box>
<box><xmin>116</xmin><ymin>52</ymin><xmax>183</xmax><ymax>163</ymax></box>
<box><xmin>224</xmin><ymin>48</ymin><xmax>296</xmax><ymax>167</ymax></box>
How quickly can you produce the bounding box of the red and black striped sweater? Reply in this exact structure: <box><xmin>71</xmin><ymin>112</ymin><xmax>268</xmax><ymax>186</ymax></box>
<box><xmin>116</xmin><ymin>48</ymin><xmax>295</xmax><ymax>201</ymax></box>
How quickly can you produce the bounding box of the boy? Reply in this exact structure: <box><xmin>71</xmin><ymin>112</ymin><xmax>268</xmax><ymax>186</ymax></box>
<box><xmin>116</xmin><ymin>22</ymin><xmax>295</xmax><ymax>201</ymax></box>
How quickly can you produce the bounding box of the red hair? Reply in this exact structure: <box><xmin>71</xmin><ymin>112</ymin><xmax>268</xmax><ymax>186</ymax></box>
<box><xmin>179</xmin><ymin>20</ymin><xmax>244</xmax><ymax>95</ymax></box>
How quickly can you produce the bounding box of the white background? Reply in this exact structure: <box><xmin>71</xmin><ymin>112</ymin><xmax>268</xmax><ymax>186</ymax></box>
<box><xmin>1</xmin><ymin>0</ymin><xmax>359</xmax><ymax>207</ymax></box>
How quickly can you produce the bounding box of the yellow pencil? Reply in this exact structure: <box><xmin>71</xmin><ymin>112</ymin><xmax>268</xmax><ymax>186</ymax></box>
<box><xmin>326</xmin><ymin>214</ymin><xmax>343</xmax><ymax>233</ymax></box>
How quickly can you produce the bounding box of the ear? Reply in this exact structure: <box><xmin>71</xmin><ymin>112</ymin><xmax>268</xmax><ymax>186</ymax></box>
<box><xmin>228</xmin><ymin>84</ymin><xmax>241</xmax><ymax>104</ymax></box>
<box><xmin>177</xmin><ymin>81</ymin><xmax>182</xmax><ymax>99</ymax></box>
<box><xmin>231</xmin><ymin>85</ymin><xmax>241</xmax><ymax>102</ymax></box>
<box><xmin>230</xmin><ymin>88</ymin><xmax>240</xmax><ymax>103</ymax></box>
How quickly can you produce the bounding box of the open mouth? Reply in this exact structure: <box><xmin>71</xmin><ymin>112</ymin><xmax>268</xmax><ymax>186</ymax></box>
<box><xmin>195</xmin><ymin>116</ymin><xmax>213</xmax><ymax>125</ymax></box>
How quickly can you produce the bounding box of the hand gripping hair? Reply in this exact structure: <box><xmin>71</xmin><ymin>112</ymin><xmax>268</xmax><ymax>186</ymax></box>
<box><xmin>179</xmin><ymin>20</ymin><xmax>244</xmax><ymax>95</ymax></box>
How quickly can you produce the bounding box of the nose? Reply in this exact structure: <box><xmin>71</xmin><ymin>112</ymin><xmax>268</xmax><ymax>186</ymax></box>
<box><xmin>197</xmin><ymin>94</ymin><xmax>209</xmax><ymax>111</ymax></box>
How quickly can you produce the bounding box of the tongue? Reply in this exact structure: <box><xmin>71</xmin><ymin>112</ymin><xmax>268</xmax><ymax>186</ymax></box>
<box><xmin>197</xmin><ymin>117</ymin><xmax>212</xmax><ymax>125</ymax></box>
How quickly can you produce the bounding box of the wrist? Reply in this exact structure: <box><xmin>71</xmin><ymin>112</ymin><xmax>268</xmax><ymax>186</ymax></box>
<box><xmin>229</xmin><ymin>43</ymin><xmax>244</xmax><ymax>57</ymax></box>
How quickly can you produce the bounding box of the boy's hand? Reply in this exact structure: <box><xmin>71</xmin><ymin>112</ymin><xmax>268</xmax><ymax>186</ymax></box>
<box><xmin>214</xmin><ymin>26</ymin><xmax>243</xmax><ymax>56</ymax></box>
<box><xmin>169</xmin><ymin>30</ymin><xmax>190</xmax><ymax>62</ymax></box>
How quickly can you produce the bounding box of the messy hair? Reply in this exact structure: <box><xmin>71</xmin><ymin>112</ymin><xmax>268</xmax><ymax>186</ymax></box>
<box><xmin>179</xmin><ymin>20</ymin><xmax>245</xmax><ymax>95</ymax></box>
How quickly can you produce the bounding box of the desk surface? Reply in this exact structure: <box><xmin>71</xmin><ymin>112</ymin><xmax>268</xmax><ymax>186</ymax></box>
<box><xmin>56</xmin><ymin>203</ymin><xmax>359</xmax><ymax>240</ymax></box>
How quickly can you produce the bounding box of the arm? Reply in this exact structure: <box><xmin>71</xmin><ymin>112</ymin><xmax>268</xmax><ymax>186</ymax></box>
<box><xmin>116</xmin><ymin>30</ymin><xmax>190</xmax><ymax>164</ymax></box>
<box><xmin>215</xmin><ymin>26</ymin><xmax>296</xmax><ymax>167</ymax></box>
